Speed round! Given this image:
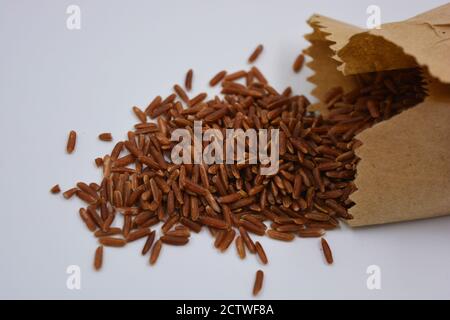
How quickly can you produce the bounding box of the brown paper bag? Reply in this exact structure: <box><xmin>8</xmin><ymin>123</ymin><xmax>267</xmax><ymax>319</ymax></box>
<box><xmin>305</xmin><ymin>4</ymin><xmax>450</xmax><ymax>226</ymax></box>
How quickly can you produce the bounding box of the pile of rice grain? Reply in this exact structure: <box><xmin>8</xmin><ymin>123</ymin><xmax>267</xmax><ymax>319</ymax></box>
<box><xmin>56</xmin><ymin>45</ymin><xmax>425</xmax><ymax>296</ymax></box>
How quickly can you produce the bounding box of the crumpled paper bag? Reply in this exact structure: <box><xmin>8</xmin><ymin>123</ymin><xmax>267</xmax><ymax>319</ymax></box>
<box><xmin>305</xmin><ymin>3</ymin><xmax>450</xmax><ymax>226</ymax></box>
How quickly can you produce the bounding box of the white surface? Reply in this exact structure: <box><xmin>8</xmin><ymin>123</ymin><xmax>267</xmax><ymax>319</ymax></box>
<box><xmin>1</xmin><ymin>0</ymin><xmax>449</xmax><ymax>300</ymax></box>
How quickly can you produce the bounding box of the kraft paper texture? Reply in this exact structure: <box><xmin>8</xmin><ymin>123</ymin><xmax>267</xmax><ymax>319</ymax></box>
<box><xmin>304</xmin><ymin>4</ymin><xmax>450</xmax><ymax>226</ymax></box>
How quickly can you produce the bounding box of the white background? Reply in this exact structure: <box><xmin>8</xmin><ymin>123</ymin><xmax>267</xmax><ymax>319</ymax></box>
<box><xmin>1</xmin><ymin>0</ymin><xmax>449</xmax><ymax>300</ymax></box>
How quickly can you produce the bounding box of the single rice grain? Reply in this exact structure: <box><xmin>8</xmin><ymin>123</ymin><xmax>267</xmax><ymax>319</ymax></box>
<box><xmin>321</xmin><ymin>238</ymin><xmax>333</xmax><ymax>264</ymax></box>
<box><xmin>141</xmin><ymin>230</ymin><xmax>156</xmax><ymax>255</ymax></box>
<box><xmin>150</xmin><ymin>240</ymin><xmax>162</xmax><ymax>265</ymax></box>
<box><xmin>94</xmin><ymin>245</ymin><xmax>103</xmax><ymax>271</ymax></box>
<box><xmin>185</xmin><ymin>69</ymin><xmax>193</xmax><ymax>91</ymax></box>
<box><xmin>67</xmin><ymin>130</ymin><xmax>77</xmax><ymax>154</ymax></box>
<box><xmin>209</xmin><ymin>71</ymin><xmax>227</xmax><ymax>87</ymax></box>
<box><xmin>248</xmin><ymin>44</ymin><xmax>264</xmax><ymax>63</ymax></box>
<box><xmin>255</xmin><ymin>241</ymin><xmax>268</xmax><ymax>265</ymax></box>
<box><xmin>267</xmin><ymin>229</ymin><xmax>295</xmax><ymax>242</ymax></box>
<box><xmin>50</xmin><ymin>185</ymin><xmax>61</xmax><ymax>194</ymax></box>
<box><xmin>236</xmin><ymin>236</ymin><xmax>246</xmax><ymax>259</ymax></box>
<box><xmin>63</xmin><ymin>188</ymin><xmax>78</xmax><ymax>199</ymax></box>
<box><xmin>99</xmin><ymin>237</ymin><xmax>127</xmax><ymax>247</ymax></box>
<box><xmin>253</xmin><ymin>270</ymin><xmax>264</xmax><ymax>296</ymax></box>
<box><xmin>99</xmin><ymin>133</ymin><xmax>113</xmax><ymax>142</ymax></box>
<box><xmin>160</xmin><ymin>235</ymin><xmax>189</xmax><ymax>246</ymax></box>
<box><xmin>293</xmin><ymin>53</ymin><xmax>305</xmax><ymax>73</ymax></box>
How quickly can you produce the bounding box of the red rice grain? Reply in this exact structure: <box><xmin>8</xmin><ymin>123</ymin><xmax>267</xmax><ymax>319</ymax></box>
<box><xmin>66</xmin><ymin>130</ymin><xmax>77</xmax><ymax>154</ymax></box>
<box><xmin>50</xmin><ymin>185</ymin><xmax>61</xmax><ymax>194</ymax></box>
<box><xmin>132</xmin><ymin>106</ymin><xmax>147</xmax><ymax>123</ymax></box>
<box><xmin>99</xmin><ymin>237</ymin><xmax>127</xmax><ymax>247</ymax></box>
<box><xmin>126</xmin><ymin>228</ymin><xmax>151</xmax><ymax>242</ymax></box>
<box><xmin>321</xmin><ymin>238</ymin><xmax>333</xmax><ymax>265</ymax></box>
<box><xmin>255</xmin><ymin>242</ymin><xmax>268</xmax><ymax>265</ymax></box>
<box><xmin>122</xmin><ymin>215</ymin><xmax>132</xmax><ymax>238</ymax></box>
<box><xmin>94</xmin><ymin>246</ymin><xmax>103</xmax><ymax>271</ymax></box>
<box><xmin>248</xmin><ymin>44</ymin><xmax>264</xmax><ymax>63</ymax></box>
<box><xmin>174</xmin><ymin>84</ymin><xmax>189</xmax><ymax>103</ymax></box>
<box><xmin>99</xmin><ymin>133</ymin><xmax>113</xmax><ymax>142</ymax></box>
<box><xmin>94</xmin><ymin>228</ymin><xmax>122</xmax><ymax>238</ymax></box>
<box><xmin>145</xmin><ymin>96</ymin><xmax>162</xmax><ymax>115</ymax></box>
<box><xmin>95</xmin><ymin>157</ymin><xmax>103</xmax><ymax>167</ymax></box>
<box><xmin>160</xmin><ymin>235</ymin><xmax>189</xmax><ymax>246</ymax></box>
<box><xmin>250</xmin><ymin>66</ymin><xmax>267</xmax><ymax>84</ymax></box>
<box><xmin>253</xmin><ymin>270</ymin><xmax>264</xmax><ymax>296</ymax></box>
<box><xmin>298</xmin><ymin>228</ymin><xmax>326</xmax><ymax>238</ymax></box>
<box><xmin>185</xmin><ymin>69</ymin><xmax>193</xmax><ymax>91</ymax></box>
<box><xmin>224</xmin><ymin>70</ymin><xmax>247</xmax><ymax>82</ymax></box>
<box><xmin>209</xmin><ymin>71</ymin><xmax>227</xmax><ymax>87</ymax></box>
<box><xmin>142</xmin><ymin>231</ymin><xmax>156</xmax><ymax>255</ymax></box>
<box><xmin>166</xmin><ymin>229</ymin><xmax>190</xmax><ymax>238</ymax></box>
<box><xmin>293</xmin><ymin>53</ymin><xmax>305</xmax><ymax>73</ymax></box>
<box><xmin>188</xmin><ymin>93</ymin><xmax>207</xmax><ymax>108</ymax></box>
<box><xmin>267</xmin><ymin>229</ymin><xmax>295</xmax><ymax>242</ymax></box>
<box><xmin>150</xmin><ymin>240</ymin><xmax>162</xmax><ymax>265</ymax></box>
<box><xmin>236</xmin><ymin>236</ymin><xmax>246</xmax><ymax>259</ymax></box>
